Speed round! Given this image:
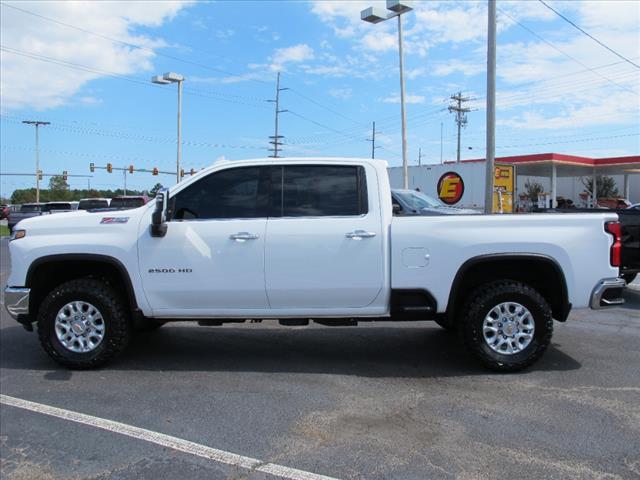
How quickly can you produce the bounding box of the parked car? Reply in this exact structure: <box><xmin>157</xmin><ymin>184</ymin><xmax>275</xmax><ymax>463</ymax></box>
<box><xmin>5</xmin><ymin>158</ymin><xmax>624</xmax><ymax>372</ymax></box>
<box><xmin>392</xmin><ymin>189</ymin><xmax>479</xmax><ymax>215</ymax></box>
<box><xmin>628</xmin><ymin>203</ymin><xmax>640</xmax><ymax>211</ymax></box>
<box><xmin>109</xmin><ymin>195</ymin><xmax>149</xmax><ymax>210</ymax></box>
<box><xmin>78</xmin><ymin>198</ymin><xmax>110</xmax><ymax>210</ymax></box>
<box><xmin>7</xmin><ymin>203</ymin><xmax>45</xmax><ymax>233</ymax></box>
<box><xmin>0</xmin><ymin>204</ymin><xmax>8</xmax><ymax>220</ymax></box>
<box><xmin>43</xmin><ymin>201</ymin><xmax>79</xmax><ymax>214</ymax></box>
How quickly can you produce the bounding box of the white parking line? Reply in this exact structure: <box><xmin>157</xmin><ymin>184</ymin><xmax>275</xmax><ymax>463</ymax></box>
<box><xmin>0</xmin><ymin>394</ymin><xmax>340</xmax><ymax>480</ymax></box>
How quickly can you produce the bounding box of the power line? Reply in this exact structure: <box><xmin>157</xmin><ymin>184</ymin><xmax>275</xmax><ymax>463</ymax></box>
<box><xmin>0</xmin><ymin>46</ymin><xmax>270</xmax><ymax>108</ymax></box>
<box><xmin>497</xmin><ymin>8</ymin><xmax>639</xmax><ymax>96</ymax></box>
<box><xmin>537</xmin><ymin>0</ymin><xmax>640</xmax><ymax>70</ymax></box>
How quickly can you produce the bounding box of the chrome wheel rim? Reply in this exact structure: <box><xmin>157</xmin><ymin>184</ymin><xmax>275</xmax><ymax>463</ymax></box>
<box><xmin>55</xmin><ymin>301</ymin><xmax>105</xmax><ymax>353</ymax></box>
<box><xmin>482</xmin><ymin>302</ymin><xmax>535</xmax><ymax>355</ymax></box>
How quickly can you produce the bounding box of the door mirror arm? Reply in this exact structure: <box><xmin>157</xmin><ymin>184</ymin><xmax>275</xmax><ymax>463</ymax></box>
<box><xmin>150</xmin><ymin>188</ymin><xmax>169</xmax><ymax>238</ymax></box>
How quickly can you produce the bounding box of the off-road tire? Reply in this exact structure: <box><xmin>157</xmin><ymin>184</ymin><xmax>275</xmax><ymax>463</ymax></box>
<box><xmin>37</xmin><ymin>279</ymin><xmax>131</xmax><ymax>369</ymax></box>
<box><xmin>458</xmin><ymin>280</ymin><xmax>553</xmax><ymax>372</ymax></box>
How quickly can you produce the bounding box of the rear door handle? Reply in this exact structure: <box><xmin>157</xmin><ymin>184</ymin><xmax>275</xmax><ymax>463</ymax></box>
<box><xmin>345</xmin><ymin>230</ymin><xmax>376</xmax><ymax>240</ymax></box>
<box><xmin>230</xmin><ymin>232</ymin><xmax>260</xmax><ymax>241</ymax></box>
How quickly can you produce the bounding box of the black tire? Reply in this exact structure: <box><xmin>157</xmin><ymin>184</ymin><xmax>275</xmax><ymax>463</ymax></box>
<box><xmin>434</xmin><ymin>317</ymin><xmax>456</xmax><ymax>332</ymax></box>
<box><xmin>37</xmin><ymin>279</ymin><xmax>131</xmax><ymax>369</ymax></box>
<box><xmin>622</xmin><ymin>273</ymin><xmax>637</xmax><ymax>284</ymax></box>
<box><xmin>458</xmin><ymin>280</ymin><xmax>553</xmax><ymax>372</ymax></box>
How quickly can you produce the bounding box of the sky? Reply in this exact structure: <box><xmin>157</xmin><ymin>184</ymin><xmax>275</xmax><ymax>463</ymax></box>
<box><xmin>1</xmin><ymin>0</ymin><xmax>639</xmax><ymax>195</ymax></box>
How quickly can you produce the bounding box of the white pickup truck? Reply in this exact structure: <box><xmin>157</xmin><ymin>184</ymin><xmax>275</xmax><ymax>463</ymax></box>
<box><xmin>5</xmin><ymin>158</ymin><xmax>626</xmax><ymax>371</ymax></box>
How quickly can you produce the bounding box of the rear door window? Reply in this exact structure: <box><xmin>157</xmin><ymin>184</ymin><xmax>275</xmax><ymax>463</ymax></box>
<box><xmin>276</xmin><ymin>165</ymin><xmax>367</xmax><ymax>217</ymax></box>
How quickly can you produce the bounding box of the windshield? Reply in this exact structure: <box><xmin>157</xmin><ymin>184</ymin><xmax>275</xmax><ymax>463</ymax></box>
<box><xmin>78</xmin><ymin>199</ymin><xmax>109</xmax><ymax>210</ymax></box>
<box><xmin>110</xmin><ymin>198</ymin><xmax>145</xmax><ymax>209</ymax></box>
<box><xmin>394</xmin><ymin>190</ymin><xmax>444</xmax><ymax>210</ymax></box>
<box><xmin>20</xmin><ymin>204</ymin><xmax>41</xmax><ymax>213</ymax></box>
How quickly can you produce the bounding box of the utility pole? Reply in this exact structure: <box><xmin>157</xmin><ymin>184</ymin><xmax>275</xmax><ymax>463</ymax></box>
<box><xmin>484</xmin><ymin>0</ymin><xmax>497</xmax><ymax>214</ymax></box>
<box><xmin>448</xmin><ymin>92</ymin><xmax>471</xmax><ymax>163</ymax></box>
<box><xmin>366</xmin><ymin>121</ymin><xmax>382</xmax><ymax>159</ymax></box>
<box><xmin>268</xmin><ymin>72</ymin><xmax>288</xmax><ymax>158</ymax></box>
<box><xmin>418</xmin><ymin>147</ymin><xmax>422</xmax><ymax>166</ymax></box>
<box><xmin>123</xmin><ymin>167</ymin><xmax>127</xmax><ymax>196</ymax></box>
<box><xmin>22</xmin><ymin>120</ymin><xmax>50</xmax><ymax>203</ymax></box>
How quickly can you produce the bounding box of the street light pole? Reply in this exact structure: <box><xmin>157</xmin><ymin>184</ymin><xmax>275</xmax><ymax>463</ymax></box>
<box><xmin>361</xmin><ymin>1</ymin><xmax>413</xmax><ymax>189</ymax></box>
<box><xmin>397</xmin><ymin>14</ymin><xmax>409</xmax><ymax>188</ymax></box>
<box><xmin>484</xmin><ymin>0</ymin><xmax>497</xmax><ymax>214</ymax></box>
<box><xmin>176</xmin><ymin>78</ymin><xmax>183</xmax><ymax>184</ymax></box>
<box><xmin>152</xmin><ymin>72</ymin><xmax>185</xmax><ymax>184</ymax></box>
<box><xmin>22</xmin><ymin>120</ymin><xmax>50</xmax><ymax>203</ymax></box>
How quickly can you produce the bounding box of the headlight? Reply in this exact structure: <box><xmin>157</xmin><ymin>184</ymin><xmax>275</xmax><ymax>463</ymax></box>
<box><xmin>10</xmin><ymin>229</ymin><xmax>26</xmax><ymax>241</ymax></box>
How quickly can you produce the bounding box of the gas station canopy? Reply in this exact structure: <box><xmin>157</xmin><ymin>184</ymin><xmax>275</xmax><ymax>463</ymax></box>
<box><xmin>496</xmin><ymin>153</ymin><xmax>640</xmax><ymax>177</ymax></box>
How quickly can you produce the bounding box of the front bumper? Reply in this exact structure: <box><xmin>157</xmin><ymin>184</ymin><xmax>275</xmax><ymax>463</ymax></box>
<box><xmin>4</xmin><ymin>287</ymin><xmax>30</xmax><ymax>319</ymax></box>
<box><xmin>590</xmin><ymin>278</ymin><xmax>626</xmax><ymax>309</ymax></box>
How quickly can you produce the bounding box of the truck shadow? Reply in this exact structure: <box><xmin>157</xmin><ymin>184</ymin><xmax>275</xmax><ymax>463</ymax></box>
<box><xmin>0</xmin><ymin>323</ymin><xmax>581</xmax><ymax>377</ymax></box>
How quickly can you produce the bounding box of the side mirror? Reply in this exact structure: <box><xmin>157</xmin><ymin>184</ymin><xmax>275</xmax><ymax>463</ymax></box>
<box><xmin>150</xmin><ymin>188</ymin><xmax>169</xmax><ymax>238</ymax></box>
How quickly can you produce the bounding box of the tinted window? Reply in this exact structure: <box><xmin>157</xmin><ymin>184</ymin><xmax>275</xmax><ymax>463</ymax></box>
<box><xmin>78</xmin><ymin>199</ymin><xmax>109</xmax><ymax>210</ymax></box>
<box><xmin>20</xmin><ymin>204</ymin><xmax>41</xmax><ymax>213</ymax></box>
<box><xmin>278</xmin><ymin>165</ymin><xmax>367</xmax><ymax>217</ymax></box>
<box><xmin>172</xmin><ymin>167</ymin><xmax>269</xmax><ymax>220</ymax></box>
<box><xmin>110</xmin><ymin>198</ymin><xmax>145</xmax><ymax>209</ymax></box>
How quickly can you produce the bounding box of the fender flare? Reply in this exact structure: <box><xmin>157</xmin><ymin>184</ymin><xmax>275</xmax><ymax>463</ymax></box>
<box><xmin>446</xmin><ymin>253</ymin><xmax>570</xmax><ymax>322</ymax></box>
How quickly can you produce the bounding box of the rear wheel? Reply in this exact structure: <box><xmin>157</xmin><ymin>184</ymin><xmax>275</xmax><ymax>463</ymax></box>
<box><xmin>37</xmin><ymin>279</ymin><xmax>131</xmax><ymax>369</ymax></box>
<box><xmin>458</xmin><ymin>280</ymin><xmax>553</xmax><ymax>372</ymax></box>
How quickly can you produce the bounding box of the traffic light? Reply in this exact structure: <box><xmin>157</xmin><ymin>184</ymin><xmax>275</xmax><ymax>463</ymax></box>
<box><xmin>129</xmin><ymin>165</ymin><xmax>134</xmax><ymax>174</ymax></box>
<box><xmin>152</xmin><ymin>167</ymin><xmax>158</xmax><ymax>176</ymax></box>
<box><xmin>106</xmin><ymin>163</ymin><xmax>112</xmax><ymax>173</ymax></box>
<box><xmin>38</xmin><ymin>170</ymin><xmax>43</xmax><ymax>181</ymax></box>
<box><xmin>90</xmin><ymin>162</ymin><xmax>95</xmax><ymax>172</ymax></box>
<box><xmin>190</xmin><ymin>168</ymin><xmax>195</xmax><ymax>176</ymax></box>
<box><xmin>62</xmin><ymin>170</ymin><xmax>68</xmax><ymax>181</ymax></box>
<box><xmin>180</xmin><ymin>168</ymin><xmax>185</xmax><ymax>178</ymax></box>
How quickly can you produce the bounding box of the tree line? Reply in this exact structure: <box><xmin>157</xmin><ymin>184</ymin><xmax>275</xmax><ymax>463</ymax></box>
<box><xmin>3</xmin><ymin>177</ymin><xmax>164</xmax><ymax>204</ymax></box>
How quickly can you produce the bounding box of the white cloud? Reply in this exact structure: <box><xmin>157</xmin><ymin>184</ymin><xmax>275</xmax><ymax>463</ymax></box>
<box><xmin>0</xmin><ymin>0</ymin><xmax>191</xmax><ymax>111</ymax></box>
<box><xmin>382</xmin><ymin>94</ymin><xmax>425</xmax><ymax>104</ymax></box>
<box><xmin>433</xmin><ymin>60</ymin><xmax>485</xmax><ymax>77</ymax></box>
<box><xmin>328</xmin><ymin>87</ymin><xmax>353</xmax><ymax>100</ymax></box>
<box><xmin>269</xmin><ymin>43</ymin><xmax>314</xmax><ymax>71</ymax></box>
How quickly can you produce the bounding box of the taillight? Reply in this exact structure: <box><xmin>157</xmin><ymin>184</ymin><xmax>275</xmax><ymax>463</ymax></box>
<box><xmin>605</xmin><ymin>221</ymin><xmax>622</xmax><ymax>267</ymax></box>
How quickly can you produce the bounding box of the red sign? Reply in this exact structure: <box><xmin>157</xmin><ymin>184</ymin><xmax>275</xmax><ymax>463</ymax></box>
<box><xmin>437</xmin><ymin>172</ymin><xmax>465</xmax><ymax>205</ymax></box>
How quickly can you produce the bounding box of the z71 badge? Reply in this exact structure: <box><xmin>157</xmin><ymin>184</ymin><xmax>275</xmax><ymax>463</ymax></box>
<box><xmin>100</xmin><ymin>217</ymin><xmax>129</xmax><ymax>224</ymax></box>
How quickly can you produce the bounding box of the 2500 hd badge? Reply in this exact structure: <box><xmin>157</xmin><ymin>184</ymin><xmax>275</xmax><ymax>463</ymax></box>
<box><xmin>148</xmin><ymin>268</ymin><xmax>193</xmax><ymax>273</ymax></box>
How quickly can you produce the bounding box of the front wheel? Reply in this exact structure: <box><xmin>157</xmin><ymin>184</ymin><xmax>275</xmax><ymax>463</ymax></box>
<box><xmin>37</xmin><ymin>279</ymin><xmax>132</xmax><ymax>369</ymax></box>
<box><xmin>458</xmin><ymin>281</ymin><xmax>553</xmax><ymax>372</ymax></box>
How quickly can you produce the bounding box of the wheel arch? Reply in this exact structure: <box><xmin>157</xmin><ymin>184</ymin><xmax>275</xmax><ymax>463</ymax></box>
<box><xmin>447</xmin><ymin>253</ymin><xmax>571</xmax><ymax>322</ymax></box>
<box><xmin>26</xmin><ymin>254</ymin><xmax>139</xmax><ymax>320</ymax></box>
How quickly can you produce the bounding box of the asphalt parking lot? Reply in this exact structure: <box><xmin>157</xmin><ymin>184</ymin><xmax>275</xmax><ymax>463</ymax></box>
<box><xmin>1</xmin><ymin>236</ymin><xmax>639</xmax><ymax>480</ymax></box>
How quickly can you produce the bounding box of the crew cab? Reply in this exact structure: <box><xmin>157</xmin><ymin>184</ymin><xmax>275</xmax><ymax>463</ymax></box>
<box><xmin>5</xmin><ymin>158</ymin><xmax>625</xmax><ymax>371</ymax></box>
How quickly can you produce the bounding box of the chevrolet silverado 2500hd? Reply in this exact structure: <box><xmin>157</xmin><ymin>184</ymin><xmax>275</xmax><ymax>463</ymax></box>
<box><xmin>5</xmin><ymin>158</ymin><xmax>625</xmax><ymax>371</ymax></box>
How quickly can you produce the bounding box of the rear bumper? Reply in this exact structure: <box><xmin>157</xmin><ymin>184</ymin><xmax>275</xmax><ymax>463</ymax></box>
<box><xmin>590</xmin><ymin>278</ymin><xmax>626</xmax><ymax>309</ymax></box>
<box><xmin>4</xmin><ymin>287</ymin><xmax>30</xmax><ymax>319</ymax></box>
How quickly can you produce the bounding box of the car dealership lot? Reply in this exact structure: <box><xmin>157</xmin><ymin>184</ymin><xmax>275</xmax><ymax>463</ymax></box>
<box><xmin>1</xmin><ymin>237</ymin><xmax>639</xmax><ymax>480</ymax></box>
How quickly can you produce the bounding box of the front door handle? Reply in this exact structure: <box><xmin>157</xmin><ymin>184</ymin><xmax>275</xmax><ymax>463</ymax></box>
<box><xmin>345</xmin><ymin>230</ymin><xmax>376</xmax><ymax>240</ymax></box>
<box><xmin>230</xmin><ymin>232</ymin><xmax>260</xmax><ymax>241</ymax></box>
